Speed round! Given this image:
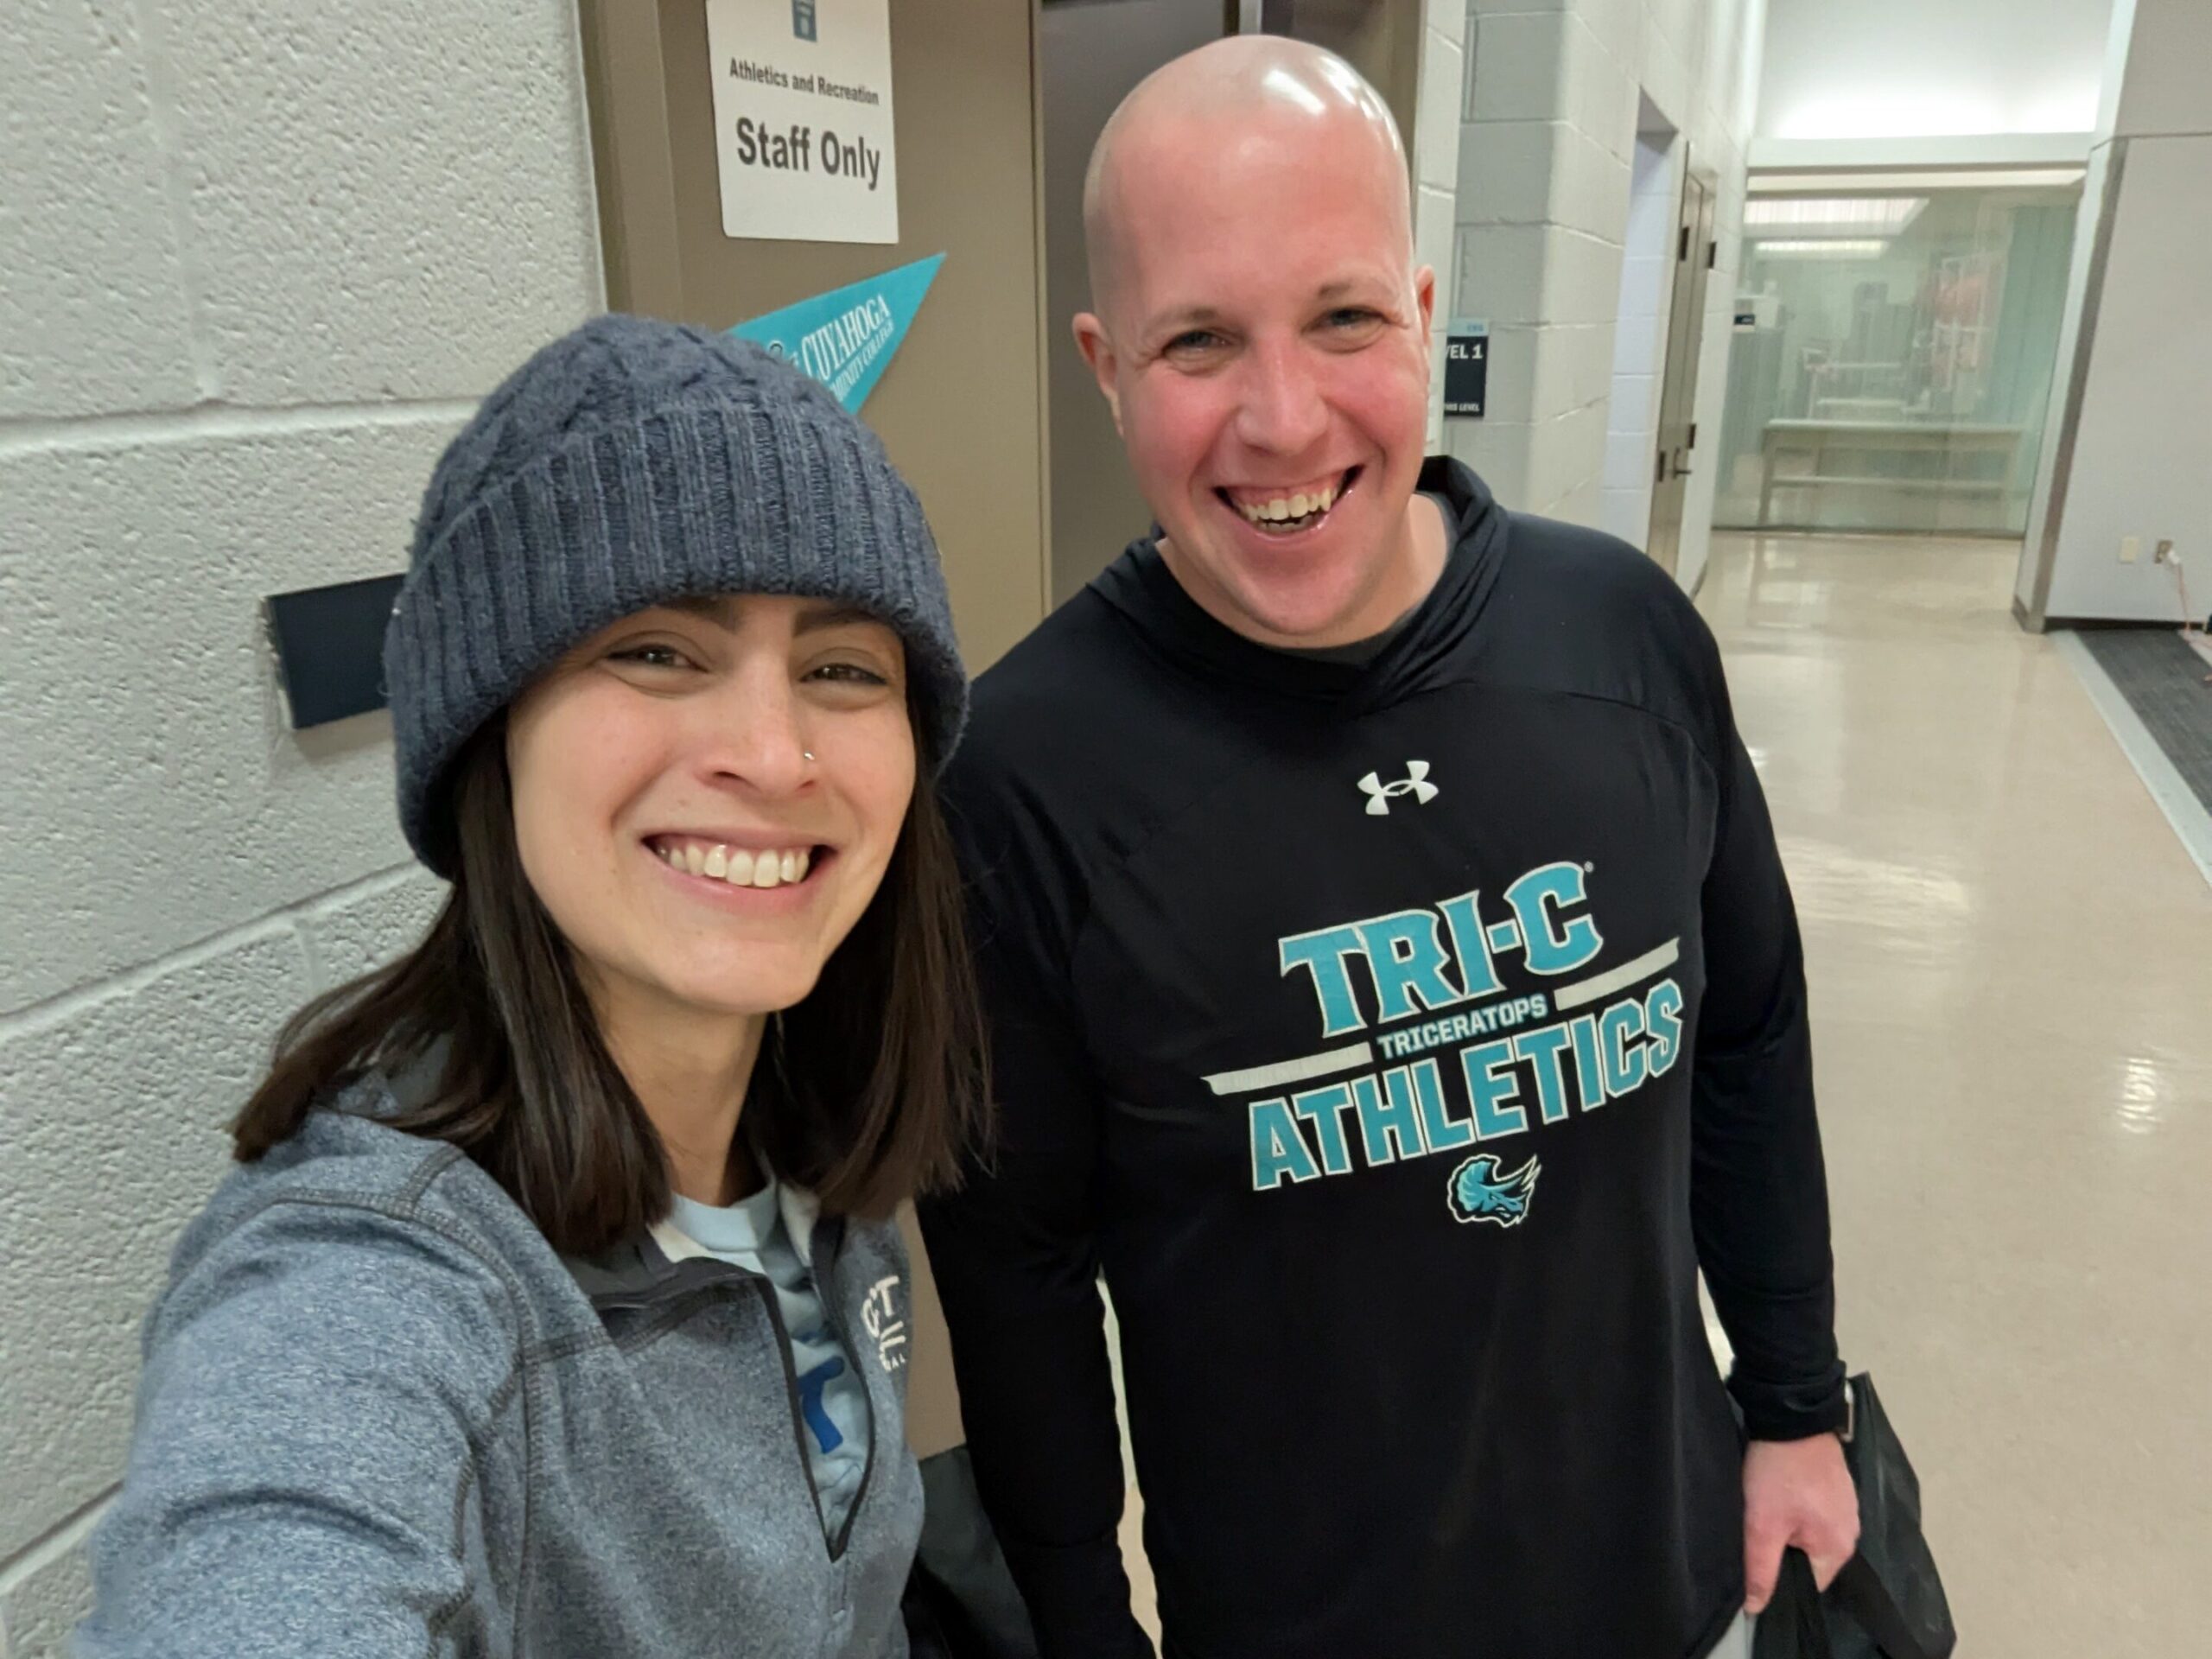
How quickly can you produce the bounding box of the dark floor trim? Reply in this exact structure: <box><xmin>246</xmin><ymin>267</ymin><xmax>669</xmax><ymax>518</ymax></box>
<box><xmin>2056</xmin><ymin>627</ymin><xmax>2212</xmax><ymax>891</ymax></box>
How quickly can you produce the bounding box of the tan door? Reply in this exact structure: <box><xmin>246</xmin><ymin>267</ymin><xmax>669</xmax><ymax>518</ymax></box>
<box><xmin>1039</xmin><ymin>0</ymin><xmax>1425</xmax><ymax>602</ymax></box>
<box><xmin>580</xmin><ymin>0</ymin><xmax>1054</xmax><ymax>1461</ymax></box>
<box><xmin>580</xmin><ymin>0</ymin><xmax>1051</xmax><ymax>673</ymax></box>
<box><xmin>1647</xmin><ymin>166</ymin><xmax>1716</xmax><ymax>575</ymax></box>
<box><xmin>1041</xmin><ymin>0</ymin><xmax>1227</xmax><ymax>603</ymax></box>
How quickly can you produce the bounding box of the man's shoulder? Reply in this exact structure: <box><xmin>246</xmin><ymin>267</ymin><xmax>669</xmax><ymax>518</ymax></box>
<box><xmin>975</xmin><ymin>582</ymin><xmax>1140</xmax><ymax>707</ymax></box>
<box><xmin>954</xmin><ymin>584</ymin><xmax>1168</xmax><ymax>797</ymax></box>
<box><xmin>945</xmin><ymin>578</ymin><xmax>1223</xmax><ymax>903</ymax></box>
<box><xmin>1489</xmin><ymin>510</ymin><xmax>1719</xmax><ymax>692</ymax></box>
<box><xmin>1497</xmin><ymin>510</ymin><xmax>1704</xmax><ymax>630</ymax></box>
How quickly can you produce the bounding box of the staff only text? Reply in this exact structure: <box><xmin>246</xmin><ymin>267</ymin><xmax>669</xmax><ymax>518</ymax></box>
<box><xmin>728</xmin><ymin>118</ymin><xmax>885</xmax><ymax>191</ymax></box>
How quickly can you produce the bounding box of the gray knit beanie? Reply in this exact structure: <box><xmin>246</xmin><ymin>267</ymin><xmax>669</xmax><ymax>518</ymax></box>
<box><xmin>385</xmin><ymin>314</ymin><xmax>967</xmax><ymax>874</ymax></box>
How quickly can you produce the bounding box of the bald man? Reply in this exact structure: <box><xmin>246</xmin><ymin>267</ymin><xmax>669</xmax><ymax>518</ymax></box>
<box><xmin>921</xmin><ymin>38</ymin><xmax>1855</xmax><ymax>1659</ymax></box>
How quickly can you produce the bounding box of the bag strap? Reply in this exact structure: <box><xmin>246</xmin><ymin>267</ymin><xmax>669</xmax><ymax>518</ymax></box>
<box><xmin>1834</xmin><ymin>1376</ymin><xmax>1948</xmax><ymax>1659</ymax></box>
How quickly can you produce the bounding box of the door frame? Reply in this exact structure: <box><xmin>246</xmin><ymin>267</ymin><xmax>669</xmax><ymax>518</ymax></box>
<box><xmin>1646</xmin><ymin>153</ymin><xmax>1720</xmax><ymax>575</ymax></box>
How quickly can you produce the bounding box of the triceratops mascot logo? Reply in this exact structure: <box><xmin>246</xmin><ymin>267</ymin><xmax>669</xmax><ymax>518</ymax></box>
<box><xmin>1446</xmin><ymin>1154</ymin><xmax>1541</xmax><ymax>1228</ymax></box>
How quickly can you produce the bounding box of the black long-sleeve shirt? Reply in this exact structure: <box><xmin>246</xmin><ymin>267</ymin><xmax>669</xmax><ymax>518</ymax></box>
<box><xmin>921</xmin><ymin>460</ymin><xmax>1846</xmax><ymax>1659</ymax></box>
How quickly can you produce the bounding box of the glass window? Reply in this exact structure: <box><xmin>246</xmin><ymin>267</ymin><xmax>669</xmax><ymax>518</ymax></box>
<box><xmin>1715</xmin><ymin>182</ymin><xmax>2081</xmax><ymax>537</ymax></box>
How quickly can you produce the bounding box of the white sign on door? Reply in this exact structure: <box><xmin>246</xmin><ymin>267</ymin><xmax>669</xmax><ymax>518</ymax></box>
<box><xmin>703</xmin><ymin>0</ymin><xmax>899</xmax><ymax>245</ymax></box>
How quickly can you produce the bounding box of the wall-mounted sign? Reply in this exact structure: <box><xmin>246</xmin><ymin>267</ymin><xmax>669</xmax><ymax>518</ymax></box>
<box><xmin>1444</xmin><ymin>319</ymin><xmax>1490</xmax><ymax>418</ymax></box>
<box><xmin>262</xmin><ymin>574</ymin><xmax>404</xmax><ymax>729</ymax></box>
<box><xmin>1734</xmin><ymin>293</ymin><xmax>1780</xmax><ymax>332</ymax></box>
<box><xmin>705</xmin><ymin>0</ymin><xmax>899</xmax><ymax>244</ymax></box>
<box><xmin>730</xmin><ymin>253</ymin><xmax>944</xmax><ymax>411</ymax></box>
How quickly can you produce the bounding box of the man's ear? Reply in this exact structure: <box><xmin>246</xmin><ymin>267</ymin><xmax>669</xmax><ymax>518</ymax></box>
<box><xmin>1073</xmin><ymin>313</ymin><xmax>1124</xmax><ymax>435</ymax></box>
<box><xmin>1413</xmin><ymin>264</ymin><xmax>1438</xmax><ymax>355</ymax></box>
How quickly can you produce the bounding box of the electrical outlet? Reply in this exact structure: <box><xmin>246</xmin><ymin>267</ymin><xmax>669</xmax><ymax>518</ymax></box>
<box><xmin>2155</xmin><ymin>538</ymin><xmax>2177</xmax><ymax>563</ymax></box>
<box><xmin>2120</xmin><ymin>535</ymin><xmax>2140</xmax><ymax>563</ymax></box>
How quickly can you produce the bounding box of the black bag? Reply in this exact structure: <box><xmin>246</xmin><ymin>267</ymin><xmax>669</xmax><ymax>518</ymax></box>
<box><xmin>902</xmin><ymin>1446</ymin><xmax>1043</xmax><ymax>1659</ymax></box>
<box><xmin>1752</xmin><ymin>1374</ymin><xmax>1956</xmax><ymax>1659</ymax></box>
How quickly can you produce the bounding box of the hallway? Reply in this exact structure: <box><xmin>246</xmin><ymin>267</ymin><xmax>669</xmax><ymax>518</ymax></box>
<box><xmin>1700</xmin><ymin>532</ymin><xmax>2212</xmax><ymax>1655</ymax></box>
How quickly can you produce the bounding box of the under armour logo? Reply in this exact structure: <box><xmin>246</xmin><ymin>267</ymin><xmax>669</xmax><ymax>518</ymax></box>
<box><xmin>1357</xmin><ymin>760</ymin><xmax>1439</xmax><ymax>816</ymax></box>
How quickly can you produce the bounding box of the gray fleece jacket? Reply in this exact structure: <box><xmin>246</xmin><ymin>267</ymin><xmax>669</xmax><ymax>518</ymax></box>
<box><xmin>78</xmin><ymin>1078</ymin><xmax>924</xmax><ymax>1658</ymax></box>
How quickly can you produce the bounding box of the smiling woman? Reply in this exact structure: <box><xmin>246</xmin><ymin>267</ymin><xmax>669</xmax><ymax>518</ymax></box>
<box><xmin>512</xmin><ymin>598</ymin><xmax>915</xmax><ymax>1039</ymax></box>
<box><xmin>78</xmin><ymin>316</ymin><xmax>983</xmax><ymax>1659</ymax></box>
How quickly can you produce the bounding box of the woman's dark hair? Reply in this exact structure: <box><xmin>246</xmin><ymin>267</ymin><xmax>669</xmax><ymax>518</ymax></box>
<box><xmin>233</xmin><ymin>715</ymin><xmax>986</xmax><ymax>1255</ymax></box>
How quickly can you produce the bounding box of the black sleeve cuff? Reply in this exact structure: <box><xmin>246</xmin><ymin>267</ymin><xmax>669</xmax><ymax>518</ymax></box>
<box><xmin>1728</xmin><ymin>1363</ymin><xmax>1850</xmax><ymax>1440</ymax></box>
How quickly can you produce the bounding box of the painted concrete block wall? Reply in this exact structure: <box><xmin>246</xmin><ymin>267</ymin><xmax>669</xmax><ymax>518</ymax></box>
<box><xmin>1452</xmin><ymin>0</ymin><xmax>1764</xmax><ymax>594</ymax></box>
<box><xmin>1417</xmin><ymin>0</ymin><xmax>1470</xmax><ymax>454</ymax></box>
<box><xmin>2018</xmin><ymin>0</ymin><xmax>2210</xmax><ymax>624</ymax></box>
<box><xmin>2039</xmin><ymin>137</ymin><xmax>2212</xmax><ymax>623</ymax></box>
<box><xmin>0</xmin><ymin>2</ymin><xmax>601</xmax><ymax>1647</ymax></box>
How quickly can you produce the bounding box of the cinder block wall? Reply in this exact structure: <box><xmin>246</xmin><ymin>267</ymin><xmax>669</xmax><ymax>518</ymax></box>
<box><xmin>1452</xmin><ymin>0</ymin><xmax>1765</xmax><ymax>594</ymax></box>
<box><xmin>0</xmin><ymin>5</ymin><xmax>602</xmax><ymax>1649</ymax></box>
<box><xmin>1414</xmin><ymin>0</ymin><xmax>1471</xmax><ymax>454</ymax></box>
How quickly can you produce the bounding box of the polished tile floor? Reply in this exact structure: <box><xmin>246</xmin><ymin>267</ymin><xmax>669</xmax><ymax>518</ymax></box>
<box><xmin>1114</xmin><ymin>531</ymin><xmax>2212</xmax><ymax>1652</ymax></box>
<box><xmin>1702</xmin><ymin>531</ymin><xmax>2212</xmax><ymax>1656</ymax></box>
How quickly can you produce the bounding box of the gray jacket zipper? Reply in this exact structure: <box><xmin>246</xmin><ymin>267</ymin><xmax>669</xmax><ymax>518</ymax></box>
<box><xmin>593</xmin><ymin>1254</ymin><xmax>875</xmax><ymax>1563</ymax></box>
<box><xmin>809</xmin><ymin>1224</ymin><xmax>880</xmax><ymax>1563</ymax></box>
